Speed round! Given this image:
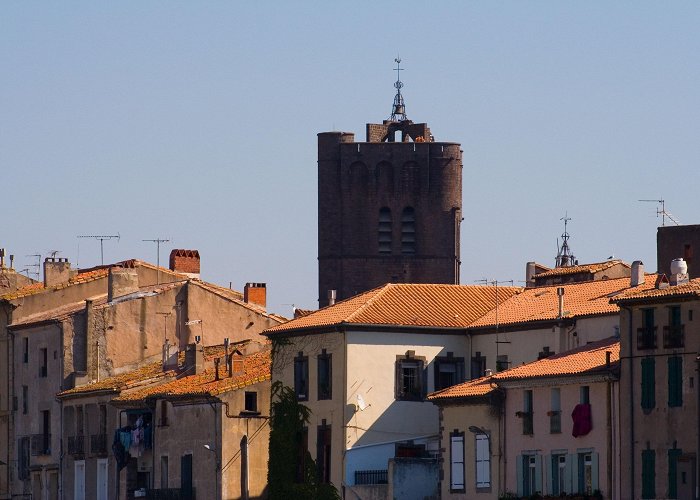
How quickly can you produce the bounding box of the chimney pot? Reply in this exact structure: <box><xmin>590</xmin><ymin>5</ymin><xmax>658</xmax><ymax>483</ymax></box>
<box><xmin>630</xmin><ymin>260</ymin><xmax>644</xmax><ymax>287</ymax></box>
<box><xmin>44</xmin><ymin>257</ymin><xmax>74</xmax><ymax>287</ymax></box>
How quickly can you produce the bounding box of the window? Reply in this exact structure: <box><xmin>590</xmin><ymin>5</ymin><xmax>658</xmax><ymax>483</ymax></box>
<box><xmin>378</xmin><ymin>208</ymin><xmax>392</xmax><ymax>254</ymax></box>
<box><xmin>550</xmin><ymin>388</ymin><xmax>561</xmax><ymax>434</ymax></box>
<box><xmin>17</xmin><ymin>437</ymin><xmax>30</xmax><ymax>480</ymax></box>
<box><xmin>518</xmin><ymin>455</ymin><xmax>540</xmax><ymax>496</ymax></box>
<box><xmin>475</xmin><ymin>433</ymin><xmax>490</xmax><ymax>489</ymax></box>
<box><xmin>642</xmin><ymin>448</ymin><xmax>655</xmax><ymax>499</ymax></box>
<box><xmin>434</xmin><ymin>353</ymin><xmax>465</xmax><ymax>391</ymax></box>
<box><xmin>294</xmin><ymin>352</ymin><xmax>309</xmax><ymax>401</ymax></box>
<box><xmin>180</xmin><ymin>454</ymin><xmax>193</xmax><ymax>497</ymax></box>
<box><xmin>40</xmin><ymin>347</ymin><xmax>48</xmax><ymax>377</ymax></box>
<box><xmin>317</xmin><ymin>422</ymin><xmax>331</xmax><ymax>484</ymax></box>
<box><xmin>42</xmin><ymin>409</ymin><xmax>51</xmax><ymax>455</ymax></box>
<box><xmin>159</xmin><ymin>400</ymin><xmax>168</xmax><ymax>426</ymax></box>
<box><xmin>580</xmin><ymin>385</ymin><xmax>590</xmax><ymax>405</ymax></box>
<box><xmin>496</xmin><ymin>355</ymin><xmax>509</xmax><ymax>372</ymax></box>
<box><xmin>160</xmin><ymin>456</ymin><xmax>169</xmax><ymax>489</ymax></box>
<box><xmin>538</xmin><ymin>346</ymin><xmax>554</xmax><ymax>360</ymax></box>
<box><xmin>551</xmin><ymin>454</ymin><xmax>566</xmax><ymax>495</ymax></box>
<box><xmin>317</xmin><ymin>350</ymin><xmax>332</xmax><ymax>400</ymax></box>
<box><xmin>244</xmin><ymin>391</ymin><xmax>258</xmax><ymax>413</ymax></box>
<box><xmin>395</xmin><ymin>352</ymin><xmax>425</xmax><ymax>401</ymax></box>
<box><xmin>22</xmin><ymin>385</ymin><xmax>28</xmax><ymax>415</ymax></box>
<box><xmin>401</xmin><ymin>207</ymin><xmax>416</xmax><ymax>254</ymax></box>
<box><xmin>295</xmin><ymin>427</ymin><xmax>308</xmax><ymax>483</ymax></box>
<box><xmin>638</xmin><ymin>308</ymin><xmax>657</xmax><ymax>349</ymax></box>
<box><xmin>664</xmin><ymin>306</ymin><xmax>684</xmax><ymax>348</ymax></box>
<box><xmin>522</xmin><ymin>390</ymin><xmax>533</xmax><ymax>435</ymax></box>
<box><xmin>668</xmin><ymin>356</ymin><xmax>683</xmax><ymax>407</ymax></box>
<box><xmin>668</xmin><ymin>446</ymin><xmax>682</xmax><ymax>499</ymax></box>
<box><xmin>23</xmin><ymin>337</ymin><xmax>28</xmax><ymax>363</ymax></box>
<box><xmin>471</xmin><ymin>352</ymin><xmax>486</xmax><ymax>379</ymax></box>
<box><xmin>449</xmin><ymin>431</ymin><xmax>465</xmax><ymax>492</ymax></box>
<box><xmin>641</xmin><ymin>357</ymin><xmax>656</xmax><ymax>410</ymax></box>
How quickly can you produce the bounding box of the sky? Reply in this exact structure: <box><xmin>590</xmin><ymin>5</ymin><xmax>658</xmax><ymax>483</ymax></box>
<box><xmin>2</xmin><ymin>2</ymin><xmax>699</xmax><ymax>316</ymax></box>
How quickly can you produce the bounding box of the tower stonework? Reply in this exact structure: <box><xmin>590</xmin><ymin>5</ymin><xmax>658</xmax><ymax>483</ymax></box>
<box><xmin>317</xmin><ymin>122</ymin><xmax>462</xmax><ymax>307</ymax></box>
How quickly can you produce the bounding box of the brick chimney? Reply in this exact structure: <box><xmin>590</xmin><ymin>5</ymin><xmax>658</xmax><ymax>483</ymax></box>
<box><xmin>108</xmin><ymin>267</ymin><xmax>139</xmax><ymax>302</ymax></box>
<box><xmin>169</xmin><ymin>249</ymin><xmax>200</xmax><ymax>278</ymax></box>
<box><xmin>44</xmin><ymin>257</ymin><xmax>74</xmax><ymax>287</ymax></box>
<box><xmin>244</xmin><ymin>283</ymin><xmax>266</xmax><ymax>309</ymax></box>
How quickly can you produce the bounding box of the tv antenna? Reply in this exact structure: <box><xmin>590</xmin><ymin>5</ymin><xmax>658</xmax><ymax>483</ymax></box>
<box><xmin>77</xmin><ymin>234</ymin><xmax>120</xmax><ymax>265</ymax></box>
<box><xmin>638</xmin><ymin>199</ymin><xmax>680</xmax><ymax>226</ymax></box>
<box><xmin>25</xmin><ymin>254</ymin><xmax>41</xmax><ymax>281</ymax></box>
<box><xmin>142</xmin><ymin>238</ymin><xmax>170</xmax><ymax>284</ymax></box>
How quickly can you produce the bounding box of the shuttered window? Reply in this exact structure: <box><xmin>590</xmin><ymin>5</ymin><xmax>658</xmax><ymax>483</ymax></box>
<box><xmin>641</xmin><ymin>357</ymin><xmax>655</xmax><ymax>410</ymax></box>
<box><xmin>641</xmin><ymin>449</ymin><xmax>655</xmax><ymax>499</ymax></box>
<box><xmin>475</xmin><ymin>433</ymin><xmax>490</xmax><ymax>488</ymax></box>
<box><xmin>450</xmin><ymin>432</ymin><xmax>465</xmax><ymax>491</ymax></box>
<box><xmin>668</xmin><ymin>447</ymin><xmax>682</xmax><ymax>499</ymax></box>
<box><xmin>668</xmin><ymin>356</ymin><xmax>683</xmax><ymax>407</ymax></box>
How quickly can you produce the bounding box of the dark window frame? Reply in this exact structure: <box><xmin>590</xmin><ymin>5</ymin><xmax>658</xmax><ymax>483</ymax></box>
<box><xmin>522</xmin><ymin>390</ymin><xmax>534</xmax><ymax>435</ymax></box>
<box><xmin>244</xmin><ymin>391</ymin><xmax>259</xmax><ymax>413</ymax></box>
<box><xmin>638</xmin><ymin>308</ymin><xmax>657</xmax><ymax>350</ymax></box>
<box><xmin>434</xmin><ymin>353</ymin><xmax>465</xmax><ymax>391</ymax></box>
<box><xmin>668</xmin><ymin>356</ymin><xmax>683</xmax><ymax>407</ymax></box>
<box><xmin>317</xmin><ymin>350</ymin><xmax>332</xmax><ymax>400</ymax></box>
<box><xmin>395</xmin><ymin>352</ymin><xmax>426</xmax><ymax>401</ymax></box>
<box><xmin>40</xmin><ymin>347</ymin><xmax>48</xmax><ymax>378</ymax></box>
<box><xmin>294</xmin><ymin>352</ymin><xmax>309</xmax><ymax>402</ymax></box>
<box><xmin>471</xmin><ymin>352</ymin><xmax>486</xmax><ymax>380</ymax></box>
<box><xmin>317</xmin><ymin>421</ymin><xmax>332</xmax><ymax>484</ymax></box>
<box><xmin>641</xmin><ymin>357</ymin><xmax>656</xmax><ymax>410</ymax></box>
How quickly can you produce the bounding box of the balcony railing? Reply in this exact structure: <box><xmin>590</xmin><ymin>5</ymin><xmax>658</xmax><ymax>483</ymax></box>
<box><xmin>637</xmin><ymin>326</ymin><xmax>657</xmax><ymax>350</ymax></box>
<box><xmin>355</xmin><ymin>469</ymin><xmax>388</xmax><ymax>485</ymax></box>
<box><xmin>518</xmin><ymin>412</ymin><xmax>533</xmax><ymax>435</ymax></box>
<box><xmin>549</xmin><ymin>411</ymin><xmax>561</xmax><ymax>434</ymax></box>
<box><xmin>143</xmin><ymin>488</ymin><xmax>196</xmax><ymax>500</ymax></box>
<box><xmin>91</xmin><ymin>433</ymin><xmax>108</xmax><ymax>455</ymax></box>
<box><xmin>663</xmin><ymin>325</ymin><xmax>685</xmax><ymax>348</ymax></box>
<box><xmin>30</xmin><ymin>434</ymin><xmax>51</xmax><ymax>456</ymax></box>
<box><xmin>67</xmin><ymin>435</ymin><xmax>85</xmax><ymax>455</ymax></box>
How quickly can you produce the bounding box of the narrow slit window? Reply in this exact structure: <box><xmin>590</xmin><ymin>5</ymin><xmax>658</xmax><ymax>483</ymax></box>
<box><xmin>378</xmin><ymin>208</ymin><xmax>392</xmax><ymax>254</ymax></box>
<box><xmin>401</xmin><ymin>207</ymin><xmax>416</xmax><ymax>254</ymax></box>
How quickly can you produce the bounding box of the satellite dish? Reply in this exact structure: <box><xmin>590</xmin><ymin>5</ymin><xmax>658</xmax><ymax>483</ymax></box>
<box><xmin>356</xmin><ymin>394</ymin><xmax>368</xmax><ymax>411</ymax></box>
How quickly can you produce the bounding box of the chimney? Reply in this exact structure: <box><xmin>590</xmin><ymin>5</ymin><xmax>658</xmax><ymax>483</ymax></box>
<box><xmin>184</xmin><ymin>343</ymin><xmax>205</xmax><ymax>375</ymax></box>
<box><xmin>630</xmin><ymin>260</ymin><xmax>644</xmax><ymax>287</ymax></box>
<box><xmin>108</xmin><ymin>267</ymin><xmax>139</xmax><ymax>302</ymax></box>
<box><xmin>0</xmin><ymin>249</ymin><xmax>5</xmax><ymax>268</ymax></box>
<box><xmin>169</xmin><ymin>249</ymin><xmax>201</xmax><ymax>278</ymax></box>
<box><xmin>557</xmin><ymin>287</ymin><xmax>565</xmax><ymax>319</ymax></box>
<box><xmin>231</xmin><ymin>352</ymin><xmax>244</xmax><ymax>375</ymax></box>
<box><xmin>44</xmin><ymin>257</ymin><xmax>74</xmax><ymax>287</ymax></box>
<box><xmin>244</xmin><ymin>283</ymin><xmax>266</xmax><ymax>309</ymax></box>
<box><xmin>525</xmin><ymin>262</ymin><xmax>537</xmax><ymax>286</ymax></box>
<box><xmin>669</xmin><ymin>258</ymin><xmax>689</xmax><ymax>286</ymax></box>
<box><xmin>328</xmin><ymin>289</ymin><xmax>337</xmax><ymax>306</ymax></box>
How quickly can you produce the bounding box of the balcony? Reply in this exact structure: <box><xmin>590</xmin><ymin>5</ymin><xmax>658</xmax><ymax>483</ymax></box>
<box><xmin>91</xmin><ymin>433</ymin><xmax>108</xmax><ymax>455</ymax></box>
<box><xmin>67</xmin><ymin>435</ymin><xmax>85</xmax><ymax>456</ymax></box>
<box><xmin>663</xmin><ymin>324</ymin><xmax>685</xmax><ymax>348</ymax></box>
<box><xmin>355</xmin><ymin>469</ymin><xmax>388</xmax><ymax>485</ymax></box>
<box><xmin>637</xmin><ymin>326</ymin><xmax>657</xmax><ymax>350</ymax></box>
<box><xmin>516</xmin><ymin>411</ymin><xmax>533</xmax><ymax>435</ymax></box>
<box><xmin>549</xmin><ymin>410</ymin><xmax>561</xmax><ymax>434</ymax></box>
<box><xmin>30</xmin><ymin>434</ymin><xmax>51</xmax><ymax>456</ymax></box>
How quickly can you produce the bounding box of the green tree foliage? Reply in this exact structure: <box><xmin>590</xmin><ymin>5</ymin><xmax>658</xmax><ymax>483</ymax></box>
<box><xmin>267</xmin><ymin>381</ymin><xmax>340</xmax><ymax>500</ymax></box>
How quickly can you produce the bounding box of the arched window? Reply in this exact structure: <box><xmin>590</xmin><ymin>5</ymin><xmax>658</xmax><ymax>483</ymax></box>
<box><xmin>401</xmin><ymin>207</ymin><xmax>416</xmax><ymax>254</ymax></box>
<box><xmin>378</xmin><ymin>208</ymin><xmax>392</xmax><ymax>254</ymax></box>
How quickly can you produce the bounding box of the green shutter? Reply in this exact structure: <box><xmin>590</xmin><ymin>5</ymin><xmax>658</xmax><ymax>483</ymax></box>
<box><xmin>591</xmin><ymin>452</ymin><xmax>599</xmax><ymax>493</ymax></box>
<box><xmin>534</xmin><ymin>455</ymin><xmax>543</xmax><ymax>494</ymax></box>
<box><xmin>641</xmin><ymin>357</ymin><xmax>656</xmax><ymax>409</ymax></box>
<box><xmin>668</xmin><ymin>448</ymin><xmax>682</xmax><ymax>499</ymax></box>
<box><xmin>668</xmin><ymin>356</ymin><xmax>683</xmax><ymax>407</ymax></box>
<box><xmin>642</xmin><ymin>449</ymin><xmax>655</xmax><ymax>499</ymax></box>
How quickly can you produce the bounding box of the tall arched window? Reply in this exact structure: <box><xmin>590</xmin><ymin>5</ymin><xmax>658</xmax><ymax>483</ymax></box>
<box><xmin>401</xmin><ymin>207</ymin><xmax>416</xmax><ymax>254</ymax></box>
<box><xmin>378</xmin><ymin>208</ymin><xmax>392</xmax><ymax>254</ymax></box>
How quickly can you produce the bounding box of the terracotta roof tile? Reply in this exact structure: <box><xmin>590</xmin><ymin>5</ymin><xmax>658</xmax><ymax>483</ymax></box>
<box><xmin>533</xmin><ymin>260</ymin><xmax>630</xmax><ymax>279</ymax></box>
<box><xmin>492</xmin><ymin>336</ymin><xmax>619</xmax><ymax>381</ymax></box>
<box><xmin>265</xmin><ymin>284</ymin><xmax>522</xmax><ymax>334</ymax></box>
<box><xmin>427</xmin><ymin>376</ymin><xmax>496</xmax><ymax>401</ymax></box>
<box><xmin>58</xmin><ymin>360</ymin><xmax>176</xmax><ymax>397</ymax></box>
<box><xmin>611</xmin><ymin>278</ymin><xmax>700</xmax><ymax>303</ymax></box>
<box><xmin>113</xmin><ymin>349</ymin><xmax>271</xmax><ymax>402</ymax></box>
<box><xmin>470</xmin><ymin>275</ymin><xmax>657</xmax><ymax>328</ymax></box>
<box><xmin>0</xmin><ymin>282</ymin><xmax>44</xmax><ymax>300</ymax></box>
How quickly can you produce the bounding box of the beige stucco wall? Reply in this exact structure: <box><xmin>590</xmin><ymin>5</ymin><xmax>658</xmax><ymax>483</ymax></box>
<box><xmin>618</xmin><ymin>298</ymin><xmax>699</xmax><ymax>500</ymax></box>
<box><xmin>503</xmin><ymin>378</ymin><xmax>618</xmax><ymax>497</ymax></box>
<box><xmin>438</xmin><ymin>402</ymin><xmax>502</xmax><ymax>499</ymax></box>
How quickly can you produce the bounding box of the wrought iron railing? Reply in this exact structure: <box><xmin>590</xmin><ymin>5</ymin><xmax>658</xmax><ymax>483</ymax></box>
<box><xmin>91</xmin><ymin>433</ymin><xmax>108</xmax><ymax>454</ymax></box>
<box><xmin>67</xmin><ymin>435</ymin><xmax>85</xmax><ymax>455</ymax></box>
<box><xmin>637</xmin><ymin>326</ymin><xmax>657</xmax><ymax>350</ymax></box>
<box><xmin>355</xmin><ymin>469</ymin><xmax>388</xmax><ymax>485</ymax></box>
<box><xmin>663</xmin><ymin>324</ymin><xmax>685</xmax><ymax>348</ymax></box>
<box><xmin>30</xmin><ymin>433</ymin><xmax>51</xmax><ymax>456</ymax></box>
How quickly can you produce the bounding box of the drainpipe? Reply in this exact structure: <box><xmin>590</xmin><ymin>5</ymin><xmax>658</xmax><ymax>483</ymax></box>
<box><xmin>621</xmin><ymin>306</ymin><xmax>635</xmax><ymax>500</ymax></box>
<box><xmin>606</xmin><ymin>351</ymin><xmax>613</xmax><ymax>500</ymax></box>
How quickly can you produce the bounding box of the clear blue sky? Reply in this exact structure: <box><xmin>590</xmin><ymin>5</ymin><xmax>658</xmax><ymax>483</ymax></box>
<box><xmin>2</xmin><ymin>2</ymin><xmax>699</xmax><ymax>315</ymax></box>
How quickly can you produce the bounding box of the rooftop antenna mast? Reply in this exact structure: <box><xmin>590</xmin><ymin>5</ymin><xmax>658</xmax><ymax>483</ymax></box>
<box><xmin>142</xmin><ymin>238</ymin><xmax>170</xmax><ymax>284</ymax></box>
<box><xmin>25</xmin><ymin>254</ymin><xmax>40</xmax><ymax>281</ymax></box>
<box><xmin>555</xmin><ymin>213</ymin><xmax>576</xmax><ymax>268</ymax></box>
<box><xmin>638</xmin><ymin>199</ymin><xmax>680</xmax><ymax>227</ymax></box>
<box><xmin>77</xmin><ymin>234</ymin><xmax>120</xmax><ymax>266</ymax></box>
<box><xmin>389</xmin><ymin>56</ymin><xmax>408</xmax><ymax>122</ymax></box>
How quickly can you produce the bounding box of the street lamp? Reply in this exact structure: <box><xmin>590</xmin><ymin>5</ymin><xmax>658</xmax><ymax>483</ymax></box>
<box><xmin>203</xmin><ymin>444</ymin><xmax>221</xmax><ymax>500</ymax></box>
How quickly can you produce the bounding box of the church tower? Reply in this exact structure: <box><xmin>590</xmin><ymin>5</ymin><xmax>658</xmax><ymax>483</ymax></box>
<box><xmin>317</xmin><ymin>59</ymin><xmax>463</xmax><ymax>307</ymax></box>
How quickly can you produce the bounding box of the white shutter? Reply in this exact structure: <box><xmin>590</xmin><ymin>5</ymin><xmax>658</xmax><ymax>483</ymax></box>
<box><xmin>450</xmin><ymin>435</ymin><xmax>465</xmax><ymax>490</ymax></box>
<box><xmin>475</xmin><ymin>434</ymin><xmax>491</xmax><ymax>487</ymax></box>
<box><xmin>96</xmin><ymin>459</ymin><xmax>108</xmax><ymax>500</ymax></box>
<box><xmin>74</xmin><ymin>460</ymin><xmax>85</xmax><ymax>500</ymax></box>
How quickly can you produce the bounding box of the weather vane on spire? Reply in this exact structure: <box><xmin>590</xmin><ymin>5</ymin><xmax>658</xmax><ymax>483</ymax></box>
<box><xmin>390</xmin><ymin>56</ymin><xmax>408</xmax><ymax>122</ymax></box>
<box><xmin>555</xmin><ymin>212</ymin><xmax>577</xmax><ymax>268</ymax></box>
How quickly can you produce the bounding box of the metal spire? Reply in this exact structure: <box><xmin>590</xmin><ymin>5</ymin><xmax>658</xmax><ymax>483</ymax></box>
<box><xmin>390</xmin><ymin>57</ymin><xmax>408</xmax><ymax>122</ymax></box>
<box><xmin>555</xmin><ymin>213</ymin><xmax>576</xmax><ymax>268</ymax></box>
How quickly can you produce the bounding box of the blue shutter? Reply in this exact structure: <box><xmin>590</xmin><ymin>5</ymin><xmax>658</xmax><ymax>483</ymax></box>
<box><xmin>591</xmin><ymin>452</ymin><xmax>599</xmax><ymax>493</ymax></box>
<box><xmin>516</xmin><ymin>456</ymin><xmax>524</xmax><ymax>497</ymax></box>
<box><xmin>567</xmin><ymin>453</ymin><xmax>578</xmax><ymax>494</ymax></box>
<box><xmin>534</xmin><ymin>455</ymin><xmax>543</xmax><ymax>494</ymax></box>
